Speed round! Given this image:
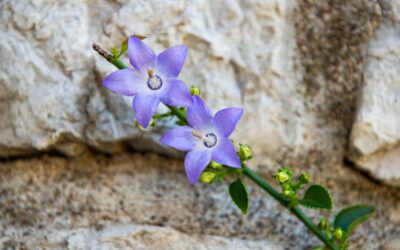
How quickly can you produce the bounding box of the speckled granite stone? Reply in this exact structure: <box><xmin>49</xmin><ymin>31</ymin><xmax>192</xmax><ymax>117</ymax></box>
<box><xmin>0</xmin><ymin>152</ymin><xmax>399</xmax><ymax>249</ymax></box>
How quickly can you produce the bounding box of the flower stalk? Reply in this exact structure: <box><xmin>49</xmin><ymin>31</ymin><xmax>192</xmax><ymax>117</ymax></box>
<box><xmin>243</xmin><ymin>167</ymin><xmax>338</xmax><ymax>250</ymax></box>
<box><xmin>93</xmin><ymin>41</ymin><xmax>372</xmax><ymax>250</ymax></box>
<box><xmin>93</xmin><ymin>42</ymin><xmax>335</xmax><ymax>249</ymax></box>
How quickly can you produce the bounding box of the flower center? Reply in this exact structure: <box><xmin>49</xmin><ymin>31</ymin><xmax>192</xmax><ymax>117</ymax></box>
<box><xmin>147</xmin><ymin>75</ymin><xmax>163</xmax><ymax>90</ymax></box>
<box><xmin>192</xmin><ymin>131</ymin><xmax>218</xmax><ymax>148</ymax></box>
<box><xmin>204</xmin><ymin>133</ymin><xmax>217</xmax><ymax>148</ymax></box>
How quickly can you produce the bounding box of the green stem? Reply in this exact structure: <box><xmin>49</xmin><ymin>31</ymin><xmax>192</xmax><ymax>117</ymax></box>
<box><xmin>166</xmin><ymin>105</ymin><xmax>188</xmax><ymax>124</ymax></box>
<box><xmin>243</xmin><ymin>168</ymin><xmax>338</xmax><ymax>250</ymax></box>
<box><xmin>94</xmin><ymin>45</ymin><xmax>338</xmax><ymax>250</ymax></box>
<box><xmin>110</xmin><ymin>57</ymin><xmax>128</xmax><ymax>70</ymax></box>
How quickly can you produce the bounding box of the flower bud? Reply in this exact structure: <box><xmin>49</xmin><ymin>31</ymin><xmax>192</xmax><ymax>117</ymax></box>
<box><xmin>281</xmin><ymin>182</ymin><xmax>292</xmax><ymax>191</ymax></box>
<box><xmin>283</xmin><ymin>190</ymin><xmax>296</xmax><ymax>199</ymax></box>
<box><xmin>277</xmin><ymin>172</ymin><xmax>289</xmax><ymax>183</ymax></box>
<box><xmin>238</xmin><ymin>144</ymin><xmax>252</xmax><ymax>161</ymax></box>
<box><xmin>318</xmin><ymin>218</ymin><xmax>328</xmax><ymax>230</ymax></box>
<box><xmin>333</xmin><ymin>228</ymin><xmax>343</xmax><ymax>240</ymax></box>
<box><xmin>200</xmin><ymin>171</ymin><xmax>216</xmax><ymax>183</ymax></box>
<box><xmin>190</xmin><ymin>86</ymin><xmax>201</xmax><ymax>96</ymax></box>
<box><xmin>299</xmin><ymin>173</ymin><xmax>310</xmax><ymax>184</ymax></box>
<box><xmin>209</xmin><ymin>160</ymin><xmax>223</xmax><ymax>169</ymax></box>
<box><xmin>280</xmin><ymin>167</ymin><xmax>293</xmax><ymax>177</ymax></box>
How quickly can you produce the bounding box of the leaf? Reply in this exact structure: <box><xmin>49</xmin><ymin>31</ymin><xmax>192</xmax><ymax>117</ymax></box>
<box><xmin>119</xmin><ymin>39</ymin><xmax>128</xmax><ymax>56</ymax></box>
<box><xmin>299</xmin><ymin>184</ymin><xmax>333</xmax><ymax>209</ymax></box>
<box><xmin>334</xmin><ymin>205</ymin><xmax>375</xmax><ymax>235</ymax></box>
<box><xmin>111</xmin><ymin>47</ymin><xmax>120</xmax><ymax>58</ymax></box>
<box><xmin>229</xmin><ymin>178</ymin><xmax>249</xmax><ymax>214</ymax></box>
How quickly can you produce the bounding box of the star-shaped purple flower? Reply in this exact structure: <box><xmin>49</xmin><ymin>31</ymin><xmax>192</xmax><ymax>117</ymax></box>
<box><xmin>160</xmin><ymin>96</ymin><xmax>244</xmax><ymax>184</ymax></box>
<box><xmin>103</xmin><ymin>36</ymin><xmax>193</xmax><ymax>128</ymax></box>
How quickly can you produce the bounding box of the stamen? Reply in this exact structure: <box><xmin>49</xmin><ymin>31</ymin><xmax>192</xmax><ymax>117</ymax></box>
<box><xmin>148</xmin><ymin>68</ymin><xmax>154</xmax><ymax>78</ymax></box>
<box><xmin>192</xmin><ymin>130</ymin><xmax>203</xmax><ymax>139</ymax></box>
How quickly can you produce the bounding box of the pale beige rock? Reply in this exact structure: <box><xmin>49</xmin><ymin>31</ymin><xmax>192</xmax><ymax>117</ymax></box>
<box><xmin>0</xmin><ymin>0</ymin><xmax>351</xmax><ymax>172</ymax></box>
<box><xmin>65</xmin><ymin>224</ymin><xmax>278</xmax><ymax>250</ymax></box>
<box><xmin>0</xmin><ymin>153</ymin><xmax>399</xmax><ymax>249</ymax></box>
<box><xmin>0</xmin><ymin>0</ymin><xmax>399</xmax><ymax>248</ymax></box>
<box><xmin>349</xmin><ymin>0</ymin><xmax>400</xmax><ymax>185</ymax></box>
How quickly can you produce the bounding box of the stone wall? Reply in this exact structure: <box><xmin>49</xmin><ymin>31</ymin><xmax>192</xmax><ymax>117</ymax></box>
<box><xmin>0</xmin><ymin>0</ymin><xmax>400</xmax><ymax>249</ymax></box>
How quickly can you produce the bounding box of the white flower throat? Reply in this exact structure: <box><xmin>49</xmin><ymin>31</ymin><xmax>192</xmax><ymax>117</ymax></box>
<box><xmin>192</xmin><ymin>130</ymin><xmax>218</xmax><ymax>148</ymax></box>
<box><xmin>147</xmin><ymin>69</ymin><xmax>162</xmax><ymax>90</ymax></box>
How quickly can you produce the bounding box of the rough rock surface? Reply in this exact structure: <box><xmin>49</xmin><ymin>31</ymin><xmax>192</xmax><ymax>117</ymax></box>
<box><xmin>349</xmin><ymin>0</ymin><xmax>400</xmax><ymax>186</ymax></box>
<box><xmin>3</xmin><ymin>224</ymin><xmax>278</xmax><ymax>250</ymax></box>
<box><xmin>1</xmin><ymin>153</ymin><xmax>399</xmax><ymax>249</ymax></box>
<box><xmin>1</xmin><ymin>0</ymin><xmax>400</xmax><ymax>249</ymax></box>
<box><xmin>0</xmin><ymin>0</ymin><xmax>384</xmax><ymax>174</ymax></box>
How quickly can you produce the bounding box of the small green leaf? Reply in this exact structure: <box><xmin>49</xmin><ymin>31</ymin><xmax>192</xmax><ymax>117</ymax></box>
<box><xmin>229</xmin><ymin>178</ymin><xmax>249</xmax><ymax>214</ymax></box>
<box><xmin>119</xmin><ymin>39</ymin><xmax>128</xmax><ymax>56</ymax></box>
<box><xmin>334</xmin><ymin>205</ymin><xmax>375</xmax><ymax>235</ymax></box>
<box><xmin>111</xmin><ymin>47</ymin><xmax>120</xmax><ymax>58</ymax></box>
<box><xmin>119</xmin><ymin>35</ymin><xmax>146</xmax><ymax>57</ymax></box>
<box><xmin>299</xmin><ymin>184</ymin><xmax>332</xmax><ymax>209</ymax></box>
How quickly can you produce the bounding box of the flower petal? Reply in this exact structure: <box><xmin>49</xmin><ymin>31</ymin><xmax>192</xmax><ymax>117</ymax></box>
<box><xmin>128</xmin><ymin>36</ymin><xmax>156</xmax><ymax>73</ymax></box>
<box><xmin>103</xmin><ymin>68</ymin><xmax>144</xmax><ymax>96</ymax></box>
<box><xmin>213</xmin><ymin>107</ymin><xmax>244</xmax><ymax>137</ymax></box>
<box><xmin>160</xmin><ymin>126</ymin><xmax>197</xmax><ymax>151</ymax></box>
<box><xmin>160</xmin><ymin>79</ymin><xmax>193</xmax><ymax>107</ymax></box>
<box><xmin>212</xmin><ymin>138</ymin><xmax>241</xmax><ymax>168</ymax></box>
<box><xmin>187</xmin><ymin>96</ymin><xmax>213</xmax><ymax>131</ymax></box>
<box><xmin>132</xmin><ymin>94</ymin><xmax>160</xmax><ymax>128</ymax></box>
<box><xmin>184</xmin><ymin>149</ymin><xmax>211</xmax><ymax>184</ymax></box>
<box><xmin>157</xmin><ymin>45</ymin><xmax>187</xmax><ymax>78</ymax></box>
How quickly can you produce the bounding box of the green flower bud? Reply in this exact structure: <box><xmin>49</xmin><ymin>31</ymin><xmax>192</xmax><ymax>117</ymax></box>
<box><xmin>280</xmin><ymin>167</ymin><xmax>293</xmax><ymax>177</ymax></box>
<box><xmin>276</xmin><ymin>172</ymin><xmax>289</xmax><ymax>183</ymax></box>
<box><xmin>209</xmin><ymin>160</ymin><xmax>223</xmax><ymax>169</ymax></box>
<box><xmin>333</xmin><ymin>228</ymin><xmax>343</xmax><ymax>240</ymax></box>
<box><xmin>318</xmin><ymin>218</ymin><xmax>328</xmax><ymax>230</ymax></box>
<box><xmin>281</xmin><ymin>182</ymin><xmax>292</xmax><ymax>191</ymax></box>
<box><xmin>299</xmin><ymin>173</ymin><xmax>310</xmax><ymax>184</ymax></box>
<box><xmin>190</xmin><ymin>86</ymin><xmax>201</xmax><ymax>96</ymax></box>
<box><xmin>200</xmin><ymin>171</ymin><xmax>216</xmax><ymax>183</ymax></box>
<box><xmin>238</xmin><ymin>144</ymin><xmax>252</xmax><ymax>161</ymax></box>
<box><xmin>283</xmin><ymin>190</ymin><xmax>296</xmax><ymax>199</ymax></box>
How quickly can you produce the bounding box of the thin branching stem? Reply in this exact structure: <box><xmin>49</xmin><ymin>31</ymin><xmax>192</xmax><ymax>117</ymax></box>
<box><xmin>93</xmin><ymin>43</ymin><xmax>338</xmax><ymax>250</ymax></box>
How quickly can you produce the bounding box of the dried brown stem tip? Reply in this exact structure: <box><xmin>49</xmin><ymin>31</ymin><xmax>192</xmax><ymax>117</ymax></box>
<box><xmin>92</xmin><ymin>43</ymin><xmax>112</xmax><ymax>61</ymax></box>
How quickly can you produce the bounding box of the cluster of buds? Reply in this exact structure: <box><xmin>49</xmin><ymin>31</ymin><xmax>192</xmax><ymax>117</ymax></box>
<box><xmin>199</xmin><ymin>144</ymin><xmax>253</xmax><ymax>184</ymax></box>
<box><xmin>318</xmin><ymin>218</ymin><xmax>343</xmax><ymax>242</ymax></box>
<box><xmin>238</xmin><ymin>144</ymin><xmax>252</xmax><ymax>162</ymax></box>
<box><xmin>274</xmin><ymin>167</ymin><xmax>310</xmax><ymax>203</ymax></box>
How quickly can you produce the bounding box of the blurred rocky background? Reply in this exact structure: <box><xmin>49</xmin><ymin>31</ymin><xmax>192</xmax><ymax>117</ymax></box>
<box><xmin>0</xmin><ymin>0</ymin><xmax>399</xmax><ymax>249</ymax></box>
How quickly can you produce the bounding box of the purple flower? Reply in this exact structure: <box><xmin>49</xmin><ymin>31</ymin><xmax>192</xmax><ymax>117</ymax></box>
<box><xmin>103</xmin><ymin>36</ymin><xmax>193</xmax><ymax>128</ymax></box>
<box><xmin>160</xmin><ymin>96</ymin><xmax>243</xmax><ymax>184</ymax></box>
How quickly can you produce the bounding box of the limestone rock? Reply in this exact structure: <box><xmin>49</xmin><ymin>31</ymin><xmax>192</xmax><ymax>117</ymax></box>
<box><xmin>65</xmin><ymin>225</ymin><xmax>278</xmax><ymax>250</ymax></box>
<box><xmin>0</xmin><ymin>153</ymin><xmax>399</xmax><ymax>249</ymax></box>
<box><xmin>349</xmin><ymin>0</ymin><xmax>400</xmax><ymax>186</ymax></box>
<box><xmin>0</xmin><ymin>0</ymin><xmax>379</xmax><ymax>172</ymax></box>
